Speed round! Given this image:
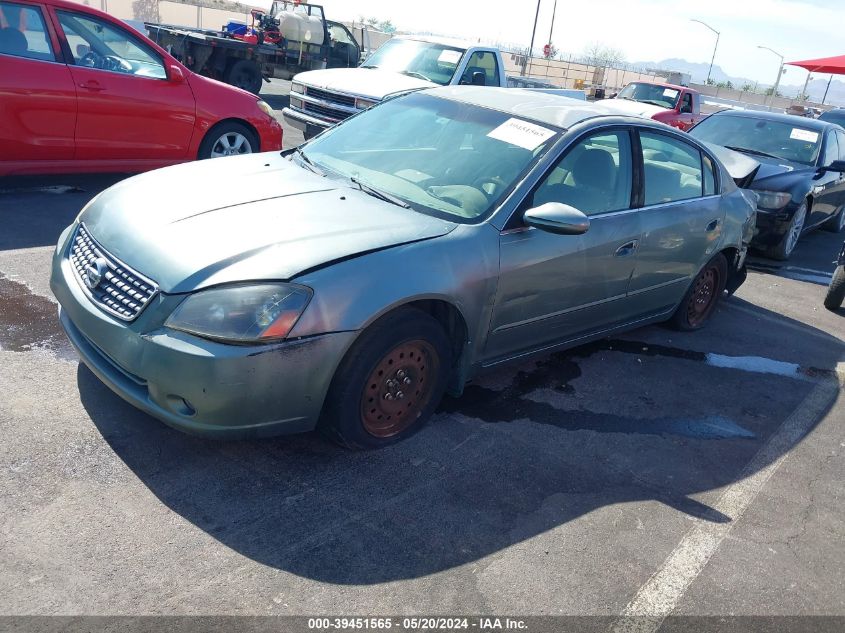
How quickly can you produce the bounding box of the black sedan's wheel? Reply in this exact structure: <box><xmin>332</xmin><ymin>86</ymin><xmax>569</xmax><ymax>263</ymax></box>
<box><xmin>823</xmin><ymin>206</ymin><xmax>845</xmax><ymax>233</ymax></box>
<box><xmin>669</xmin><ymin>253</ymin><xmax>728</xmax><ymax>331</ymax></box>
<box><xmin>766</xmin><ymin>202</ymin><xmax>807</xmax><ymax>261</ymax></box>
<box><xmin>824</xmin><ymin>265</ymin><xmax>845</xmax><ymax>311</ymax></box>
<box><xmin>319</xmin><ymin>308</ymin><xmax>451</xmax><ymax>449</ymax></box>
<box><xmin>197</xmin><ymin>122</ymin><xmax>258</xmax><ymax>160</ymax></box>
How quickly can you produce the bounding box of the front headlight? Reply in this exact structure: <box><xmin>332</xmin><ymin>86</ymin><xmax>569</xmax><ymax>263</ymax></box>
<box><xmin>165</xmin><ymin>283</ymin><xmax>312</xmax><ymax>344</ymax></box>
<box><xmin>753</xmin><ymin>190</ymin><xmax>792</xmax><ymax>211</ymax></box>
<box><xmin>290</xmin><ymin>82</ymin><xmax>305</xmax><ymax>94</ymax></box>
<box><xmin>256</xmin><ymin>100</ymin><xmax>274</xmax><ymax>119</ymax></box>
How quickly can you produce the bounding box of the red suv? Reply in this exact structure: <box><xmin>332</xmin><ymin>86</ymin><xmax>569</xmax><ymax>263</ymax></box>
<box><xmin>0</xmin><ymin>0</ymin><xmax>282</xmax><ymax>176</ymax></box>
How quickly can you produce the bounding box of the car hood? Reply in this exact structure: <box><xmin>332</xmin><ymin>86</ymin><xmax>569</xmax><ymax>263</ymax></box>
<box><xmin>293</xmin><ymin>67</ymin><xmax>435</xmax><ymax>100</ymax></box>
<box><xmin>746</xmin><ymin>155</ymin><xmax>815</xmax><ymax>190</ymax></box>
<box><xmin>80</xmin><ymin>153</ymin><xmax>457</xmax><ymax>293</ymax></box>
<box><xmin>596</xmin><ymin>98</ymin><xmax>668</xmax><ymax>118</ymax></box>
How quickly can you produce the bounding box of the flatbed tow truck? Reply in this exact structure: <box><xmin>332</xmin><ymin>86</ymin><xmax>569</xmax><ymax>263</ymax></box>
<box><xmin>145</xmin><ymin>0</ymin><xmax>361</xmax><ymax>94</ymax></box>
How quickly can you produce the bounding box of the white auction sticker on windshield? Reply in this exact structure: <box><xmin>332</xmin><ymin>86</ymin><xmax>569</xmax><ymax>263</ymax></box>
<box><xmin>663</xmin><ymin>88</ymin><xmax>679</xmax><ymax>98</ymax></box>
<box><xmin>790</xmin><ymin>128</ymin><xmax>819</xmax><ymax>143</ymax></box>
<box><xmin>487</xmin><ymin>118</ymin><xmax>556</xmax><ymax>150</ymax></box>
<box><xmin>438</xmin><ymin>49</ymin><xmax>462</xmax><ymax>64</ymax></box>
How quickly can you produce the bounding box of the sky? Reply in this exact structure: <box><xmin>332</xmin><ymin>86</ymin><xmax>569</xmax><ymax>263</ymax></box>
<box><xmin>311</xmin><ymin>0</ymin><xmax>845</xmax><ymax>86</ymax></box>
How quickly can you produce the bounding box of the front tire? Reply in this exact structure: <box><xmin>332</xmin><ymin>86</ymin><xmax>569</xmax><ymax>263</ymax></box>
<box><xmin>198</xmin><ymin>121</ymin><xmax>258</xmax><ymax>160</ymax></box>
<box><xmin>669</xmin><ymin>253</ymin><xmax>728</xmax><ymax>331</ymax></box>
<box><xmin>766</xmin><ymin>202</ymin><xmax>807</xmax><ymax>261</ymax></box>
<box><xmin>824</xmin><ymin>265</ymin><xmax>845</xmax><ymax>310</ymax></box>
<box><xmin>319</xmin><ymin>308</ymin><xmax>452</xmax><ymax>449</ymax></box>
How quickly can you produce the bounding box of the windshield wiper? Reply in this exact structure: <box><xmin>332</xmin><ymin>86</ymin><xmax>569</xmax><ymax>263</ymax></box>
<box><xmin>640</xmin><ymin>99</ymin><xmax>669</xmax><ymax>108</ymax></box>
<box><xmin>349</xmin><ymin>177</ymin><xmax>410</xmax><ymax>208</ymax></box>
<box><xmin>291</xmin><ymin>147</ymin><xmax>325</xmax><ymax>176</ymax></box>
<box><xmin>360</xmin><ymin>64</ymin><xmax>379</xmax><ymax>69</ymax></box>
<box><xmin>724</xmin><ymin>146</ymin><xmax>781</xmax><ymax>160</ymax></box>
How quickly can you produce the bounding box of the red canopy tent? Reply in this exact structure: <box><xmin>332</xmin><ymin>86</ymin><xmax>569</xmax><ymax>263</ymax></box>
<box><xmin>787</xmin><ymin>54</ymin><xmax>845</xmax><ymax>74</ymax></box>
<box><xmin>786</xmin><ymin>55</ymin><xmax>845</xmax><ymax>104</ymax></box>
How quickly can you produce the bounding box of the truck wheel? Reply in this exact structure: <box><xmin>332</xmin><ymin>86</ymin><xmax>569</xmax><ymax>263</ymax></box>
<box><xmin>198</xmin><ymin>121</ymin><xmax>258</xmax><ymax>159</ymax></box>
<box><xmin>225</xmin><ymin>59</ymin><xmax>262</xmax><ymax>94</ymax></box>
<box><xmin>318</xmin><ymin>307</ymin><xmax>451</xmax><ymax>450</ymax></box>
<box><xmin>824</xmin><ymin>265</ymin><xmax>845</xmax><ymax>311</ymax></box>
<box><xmin>765</xmin><ymin>202</ymin><xmax>807</xmax><ymax>261</ymax></box>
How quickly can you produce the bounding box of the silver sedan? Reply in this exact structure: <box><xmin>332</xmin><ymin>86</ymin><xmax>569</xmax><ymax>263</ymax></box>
<box><xmin>51</xmin><ymin>87</ymin><xmax>757</xmax><ymax>448</ymax></box>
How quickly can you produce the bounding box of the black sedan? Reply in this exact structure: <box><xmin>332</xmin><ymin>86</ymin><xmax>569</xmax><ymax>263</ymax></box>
<box><xmin>690</xmin><ymin>110</ymin><xmax>845</xmax><ymax>259</ymax></box>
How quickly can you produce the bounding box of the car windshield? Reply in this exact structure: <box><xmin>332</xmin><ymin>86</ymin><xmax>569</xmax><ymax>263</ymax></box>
<box><xmin>299</xmin><ymin>93</ymin><xmax>560</xmax><ymax>221</ymax></box>
<box><xmin>690</xmin><ymin>114</ymin><xmax>822</xmax><ymax>166</ymax></box>
<box><xmin>617</xmin><ymin>82</ymin><xmax>680</xmax><ymax>108</ymax></box>
<box><xmin>361</xmin><ymin>39</ymin><xmax>465</xmax><ymax>85</ymax></box>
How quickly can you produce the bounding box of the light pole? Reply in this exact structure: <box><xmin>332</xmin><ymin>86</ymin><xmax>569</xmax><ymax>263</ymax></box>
<box><xmin>690</xmin><ymin>19</ymin><xmax>719</xmax><ymax>85</ymax></box>
<box><xmin>758</xmin><ymin>45</ymin><xmax>785</xmax><ymax>107</ymax></box>
<box><xmin>524</xmin><ymin>0</ymin><xmax>541</xmax><ymax>77</ymax></box>
<box><xmin>547</xmin><ymin>0</ymin><xmax>558</xmax><ymax>57</ymax></box>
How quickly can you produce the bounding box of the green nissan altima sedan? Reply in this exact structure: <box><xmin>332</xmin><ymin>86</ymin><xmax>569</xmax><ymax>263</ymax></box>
<box><xmin>51</xmin><ymin>87</ymin><xmax>757</xmax><ymax>448</ymax></box>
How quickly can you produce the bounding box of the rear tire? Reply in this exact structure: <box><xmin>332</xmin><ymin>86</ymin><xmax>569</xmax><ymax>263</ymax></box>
<box><xmin>319</xmin><ymin>308</ymin><xmax>452</xmax><ymax>450</ymax></box>
<box><xmin>225</xmin><ymin>59</ymin><xmax>262</xmax><ymax>95</ymax></box>
<box><xmin>765</xmin><ymin>202</ymin><xmax>807</xmax><ymax>261</ymax></box>
<box><xmin>824</xmin><ymin>265</ymin><xmax>845</xmax><ymax>311</ymax></box>
<box><xmin>823</xmin><ymin>206</ymin><xmax>845</xmax><ymax>233</ymax></box>
<box><xmin>669</xmin><ymin>253</ymin><xmax>728</xmax><ymax>331</ymax></box>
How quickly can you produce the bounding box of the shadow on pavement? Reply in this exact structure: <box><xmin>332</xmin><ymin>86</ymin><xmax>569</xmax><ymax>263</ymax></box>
<box><xmin>77</xmin><ymin>295</ymin><xmax>842</xmax><ymax>585</ymax></box>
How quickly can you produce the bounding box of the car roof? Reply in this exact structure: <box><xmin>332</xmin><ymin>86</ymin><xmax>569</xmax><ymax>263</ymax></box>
<box><xmin>627</xmin><ymin>80</ymin><xmax>689</xmax><ymax>92</ymax></box>
<box><xmin>708</xmin><ymin>108</ymin><xmax>836</xmax><ymax>131</ymax></box>
<box><xmin>427</xmin><ymin>86</ymin><xmax>633</xmax><ymax>129</ymax></box>
<box><xmin>395</xmin><ymin>35</ymin><xmax>483</xmax><ymax>50</ymax></box>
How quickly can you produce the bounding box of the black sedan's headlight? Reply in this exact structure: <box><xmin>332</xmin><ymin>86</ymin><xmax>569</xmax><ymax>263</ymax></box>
<box><xmin>165</xmin><ymin>283</ymin><xmax>312</xmax><ymax>344</ymax></box>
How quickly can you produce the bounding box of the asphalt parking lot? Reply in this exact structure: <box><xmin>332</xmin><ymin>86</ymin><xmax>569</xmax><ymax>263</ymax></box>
<box><xmin>1</xmin><ymin>84</ymin><xmax>844</xmax><ymax>627</ymax></box>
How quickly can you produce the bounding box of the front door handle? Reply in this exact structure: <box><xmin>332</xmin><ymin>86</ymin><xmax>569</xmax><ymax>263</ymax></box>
<box><xmin>615</xmin><ymin>239</ymin><xmax>639</xmax><ymax>257</ymax></box>
<box><xmin>79</xmin><ymin>80</ymin><xmax>105</xmax><ymax>91</ymax></box>
<box><xmin>706</xmin><ymin>219</ymin><xmax>720</xmax><ymax>232</ymax></box>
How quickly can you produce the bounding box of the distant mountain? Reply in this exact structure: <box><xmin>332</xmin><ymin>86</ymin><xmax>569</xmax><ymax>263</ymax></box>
<box><xmin>633</xmin><ymin>58</ymin><xmax>845</xmax><ymax>106</ymax></box>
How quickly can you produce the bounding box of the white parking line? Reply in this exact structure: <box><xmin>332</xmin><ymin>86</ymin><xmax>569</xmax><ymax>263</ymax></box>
<box><xmin>610</xmin><ymin>376</ymin><xmax>841</xmax><ymax>633</ymax></box>
<box><xmin>705</xmin><ymin>353</ymin><xmax>799</xmax><ymax>377</ymax></box>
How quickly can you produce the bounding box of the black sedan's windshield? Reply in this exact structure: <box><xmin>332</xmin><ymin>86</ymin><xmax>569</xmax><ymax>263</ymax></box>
<box><xmin>617</xmin><ymin>82</ymin><xmax>680</xmax><ymax>108</ymax></box>
<box><xmin>690</xmin><ymin>114</ymin><xmax>822</xmax><ymax>166</ymax></box>
<box><xmin>300</xmin><ymin>93</ymin><xmax>560</xmax><ymax>222</ymax></box>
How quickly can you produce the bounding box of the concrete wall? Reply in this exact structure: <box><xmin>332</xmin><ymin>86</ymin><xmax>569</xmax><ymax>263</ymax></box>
<box><xmin>502</xmin><ymin>54</ymin><xmax>667</xmax><ymax>92</ymax></box>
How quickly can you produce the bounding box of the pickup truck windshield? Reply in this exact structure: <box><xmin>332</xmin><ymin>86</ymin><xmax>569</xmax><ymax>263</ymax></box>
<box><xmin>361</xmin><ymin>39</ymin><xmax>465</xmax><ymax>85</ymax></box>
<box><xmin>690</xmin><ymin>114</ymin><xmax>822</xmax><ymax>166</ymax></box>
<box><xmin>617</xmin><ymin>82</ymin><xmax>680</xmax><ymax>109</ymax></box>
<box><xmin>300</xmin><ymin>93</ymin><xmax>559</xmax><ymax>221</ymax></box>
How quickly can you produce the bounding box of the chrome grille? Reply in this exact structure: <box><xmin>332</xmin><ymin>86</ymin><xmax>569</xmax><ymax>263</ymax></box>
<box><xmin>68</xmin><ymin>224</ymin><xmax>158</xmax><ymax>321</ymax></box>
<box><xmin>305</xmin><ymin>86</ymin><xmax>356</xmax><ymax>108</ymax></box>
<box><xmin>302</xmin><ymin>100</ymin><xmax>350</xmax><ymax>123</ymax></box>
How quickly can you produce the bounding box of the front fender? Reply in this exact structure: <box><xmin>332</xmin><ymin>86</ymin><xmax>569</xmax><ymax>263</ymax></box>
<box><xmin>289</xmin><ymin>223</ymin><xmax>501</xmax><ymax>365</ymax></box>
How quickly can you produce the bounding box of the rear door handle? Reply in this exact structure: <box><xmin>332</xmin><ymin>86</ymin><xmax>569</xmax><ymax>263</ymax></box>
<box><xmin>79</xmin><ymin>80</ymin><xmax>105</xmax><ymax>91</ymax></box>
<box><xmin>706</xmin><ymin>219</ymin><xmax>720</xmax><ymax>232</ymax></box>
<box><xmin>615</xmin><ymin>239</ymin><xmax>639</xmax><ymax>257</ymax></box>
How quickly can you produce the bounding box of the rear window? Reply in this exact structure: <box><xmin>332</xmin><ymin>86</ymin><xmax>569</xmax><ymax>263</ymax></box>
<box><xmin>819</xmin><ymin>109</ymin><xmax>845</xmax><ymax>126</ymax></box>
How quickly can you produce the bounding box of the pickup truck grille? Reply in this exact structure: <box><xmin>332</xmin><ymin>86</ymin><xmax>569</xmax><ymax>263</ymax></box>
<box><xmin>305</xmin><ymin>87</ymin><xmax>356</xmax><ymax>108</ymax></box>
<box><xmin>68</xmin><ymin>224</ymin><xmax>158</xmax><ymax>321</ymax></box>
<box><xmin>302</xmin><ymin>100</ymin><xmax>349</xmax><ymax>123</ymax></box>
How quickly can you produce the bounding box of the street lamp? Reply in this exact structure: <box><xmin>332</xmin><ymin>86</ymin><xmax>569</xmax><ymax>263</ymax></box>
<box><xmin>524</xmin><ymin>0</ymin><xmax>541</xmax><ymax>77</ymax></box>
<box><xmin>690</xmin><ymin>19</ymin><xmax>719</xmax><ymax>85</ymax></box>
<box><xmin>758</xmin><ymin>45</ymin><xmax>785</xmax><ymax>106</ymax></box>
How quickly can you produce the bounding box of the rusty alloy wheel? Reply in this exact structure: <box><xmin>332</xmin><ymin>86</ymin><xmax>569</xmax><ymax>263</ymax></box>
<box><xmin>360</xmin><ymin>340</ymin><xmax>440</xmax><ymax>438</ymax></box>
<box><xmin>686</xmin><ymin>264</ymin><xmax>720</xmax><ymax>328</ymax></box>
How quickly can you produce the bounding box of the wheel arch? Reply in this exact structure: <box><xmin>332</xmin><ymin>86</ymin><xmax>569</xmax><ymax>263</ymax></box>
<box><xmin>198</xmin><ymin>118</ymin><xmax>261</xmax><ymax>159</ymax></box>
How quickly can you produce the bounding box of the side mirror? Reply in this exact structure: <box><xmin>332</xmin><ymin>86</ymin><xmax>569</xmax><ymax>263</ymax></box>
<box><xmin>471</xmin><ymin>71</ymin><xmax>486</xmax><ymax>86</ymax></box>
<box><xmin>168</xmin><ymin>63</ymin><xmax>186</xmax><ymax>83</ymax></box>
<box><xmin>524</xmin><ymin>202</ymin><xmax>590</xmax><ymax>235</ymax></box>
<box><xmin>822</xmin><ymin>159</ymin><xmax>845</xmax><ymax>173</ymax></box>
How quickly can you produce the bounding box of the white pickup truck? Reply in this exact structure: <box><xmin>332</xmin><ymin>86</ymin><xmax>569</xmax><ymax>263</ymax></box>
<box><xmin>283</xmin><ymin>36</ymin><xmax>509</xmax><ymax>138</ymax></box>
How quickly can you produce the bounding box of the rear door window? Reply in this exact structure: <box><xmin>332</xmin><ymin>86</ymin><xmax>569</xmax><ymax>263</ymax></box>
<box><xmin>0</xmin><ymin>2</ymin><xmax>54</xmax><ymax>61</ymax></box>
<box><xmin>639</xmin><ymin>131</ymin><xmax>704</xmax><ymax>205</ymax></box>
